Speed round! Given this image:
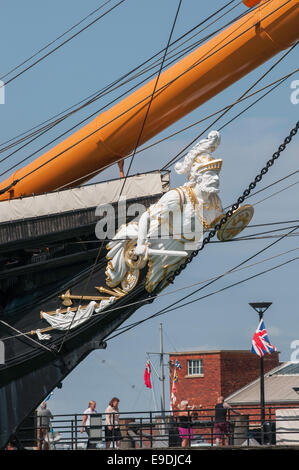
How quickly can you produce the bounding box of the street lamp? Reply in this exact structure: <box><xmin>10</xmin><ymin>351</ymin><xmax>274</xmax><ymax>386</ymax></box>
<box><xmin>249</xmin><ymin>302</ymin><xmax>272</xmax><ymax>319</ymax></box>
<box><xmin>249</xmin><ymin>302</ymin><xmax>272</xmax><ymax>444</ymax></box>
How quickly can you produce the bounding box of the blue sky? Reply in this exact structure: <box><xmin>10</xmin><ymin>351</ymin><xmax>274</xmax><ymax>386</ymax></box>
<box><xmin>0</xmin><ymin>0</ymin><xmax>298</xmax><ymax>416</ymax></box>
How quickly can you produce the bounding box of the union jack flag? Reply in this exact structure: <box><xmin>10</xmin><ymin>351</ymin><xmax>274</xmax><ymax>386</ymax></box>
<box><xmin>175</xmin><ymin>360</ymin><xmax>181</xmax><ymax>369</ymax></box>
<box><xmin>251</xmin><ymin>319</ymin><xmax>277</xmax><ymax>357</ymax></box>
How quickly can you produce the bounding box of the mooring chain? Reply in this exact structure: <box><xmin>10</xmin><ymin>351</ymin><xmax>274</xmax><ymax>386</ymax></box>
<box><xmin>162</xmin><ymin>121</ymin><xmax>299</xmax><ymax>288</ymax></box>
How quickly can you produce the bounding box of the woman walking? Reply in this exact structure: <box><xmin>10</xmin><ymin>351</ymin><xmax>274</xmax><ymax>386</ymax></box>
<box><xmin>105</xmin><ymin>397</ymin><xmax>122</xmax><ymax>449</ymax></box>
<box><xmin>176</xmin><ymin>400</ymin><xmax>194</xmax><ymax>448</ymax></box>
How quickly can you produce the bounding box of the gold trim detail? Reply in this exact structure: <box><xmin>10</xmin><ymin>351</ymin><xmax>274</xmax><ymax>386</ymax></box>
<box><xmin>40</xmin><ymin>284</ymin><xmax>127</xmax><ymax>319</ymax></box>
<box><xmin>124</xmin><ymin>240</ymin><xmax>147</xmax><ymax>270</ymax></box>
<box><xmin>95</xmin><ymin>286</ymin><xmax>126</xmax><ymax>297</ymax></box>
<box><xmin>121</xmin><ymin>269</ymin><xmax>140</xmax><ymax>292</ymax></box>
<box><xmin>183</xmin><ymin>186</ymin><xmax>210</xmax><ymax>230</ymax></box>
<box><xmin>217</xmin><ymin>204</ymin><xmax>254</xmax><ymax>241</ymax></box>
<box><xmin>210</xmin><ymin>213</ymin><xmax>225</xmax><ymax>228</ymax></box>
<box><xmin>192</xmin><ymin>156</ymin><xmax>222</xmax><ymax>174</ymax></box>
<box><xmin>30</xmin><ymin>327</ymin><xmax>54</xmax><ymax>336</ymax></box>
<box><xmin>59</xmin><ymin>289</ymin><xmax>109</xmax><ymax>307</ymax></box>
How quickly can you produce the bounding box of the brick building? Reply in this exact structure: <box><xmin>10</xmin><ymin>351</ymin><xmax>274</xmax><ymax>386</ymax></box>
<box><xmin>169</xmin><ymin>350</ymin><xmax>279</xmax><ymax>410</ymax></box>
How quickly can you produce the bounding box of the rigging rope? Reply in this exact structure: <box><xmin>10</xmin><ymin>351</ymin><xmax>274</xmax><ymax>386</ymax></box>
<box><xmin>3</xmin><ymin>122</ymin><xmax>296</xmax><ymax>345</ymax></box>
<box><xmin>56</xmin><ymin>0</ymin><xmax>186</xmax><ymax>354</ymax></box>
<box><xmin>104</xmin><ymin>122</ymin><xmax>299</xmax><ymax>339</ymax></box>
<box><xmin>0</xmin><ymin>0</ymin><xmax>128</xmax><ymax>87</ymax></box>
<box><xmin>252</xmin><ymin>179</ymin><xmax>299</xmax><ymax>207</ymax></box>
<box><xmin>135</xmin><ymin>70</ymin><xmax>298</xmax><ymax>163</ymax></box>
<box><xmin>1</xmin><ymin>120</ymin><xmax>298</xmax><ymax>348</ymax></box>
<box><xmin>53</xmin><ymin>0</ymin><xmax>186</xmax><ymax>355</ymax></box>
<box><xmin>159</xmin><ymin>121</ymin><xmax>299</xmax><ymax>291</ymax></box>
<box><xmin>160</xmin><ymin>41</ymin><xmax>298</xmax><ymax>171</ymax></box>
<box><xmin>53</xmin><ymin>69</ymin><xmax>298</xmax><ymax>192</ymax></box>
<box><xmin>117</xmin><ymin>0</ymin><xmax>183</xmax><ymax>200</ymax></box>
<box><xmin>0</xmin><ymin>66</ymin><xmax>296</xmax><ymax>191</ymax></box>
<box><xmin>0</xmin><ymin>5</ymin><xmax>250</xmax><ymax>182</ymax></box>
<box><xmin>0</xmin><ymin>0</ymin><xmax>289</xmax><ymax>192</ymax></box>
<box><xmin>0</xmin><ymin>0</ymin><xmax>117</xmax><ymax>81</ymax></box>
<box><xmin>1</xmin><ymin>2</ymin><xmax>297</xmax><ymax>356</ymax></box>
<box><xmin>107</xmin><ymin>253</ymin><xmax>299</xmax><ymax>341</ymax></box>
<box><xmin>2</xmin><ymin>244</ymin><xmax>298</xmax><ymax>343</ymax></box>
<box><xmin>1</xmin><ymin>65</ymin><xmax>295</xmax><ymax>197</ymax></box>
<box><xmin>0</xmin><ymin>319</ymin><xmax>55</xmax><ymax>354</ymax></box>
<box><xmin>0</xmin><ymin>0</ymin><xmax>242</xmax><ymax>153</ymax></box>
<box><xmin>223</xmin><ymin>169</ymin><xmax>299</xmax><ymax>211</ymax></box>
<box><xmin>56</xmin><ymin>241</ymin><xmax>105</xmax><ymax>354</ymax></box>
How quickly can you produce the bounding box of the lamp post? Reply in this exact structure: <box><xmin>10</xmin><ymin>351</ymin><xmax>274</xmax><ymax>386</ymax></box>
<box><xmin>249</xmin><ymin>302</ymin><xmax>272</xmax><ymax>444</ymax></box>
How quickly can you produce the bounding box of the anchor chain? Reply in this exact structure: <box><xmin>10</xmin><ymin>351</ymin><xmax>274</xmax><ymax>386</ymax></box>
<box><xmin>163</xmin><ymin>120</ymin><xmax>299</xmax><ymax>287</ymax></box>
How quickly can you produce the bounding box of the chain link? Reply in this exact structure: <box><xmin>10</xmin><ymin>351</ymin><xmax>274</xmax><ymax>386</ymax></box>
<box><xmin>162</xmin><ymin>121</ymin><xmax>299</xmax><ymax>287</ymax></box>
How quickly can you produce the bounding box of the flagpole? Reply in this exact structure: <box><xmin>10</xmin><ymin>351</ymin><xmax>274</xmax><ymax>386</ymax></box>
<box><xmin>151</xmin><ymin>383</ymin><xmax>159</xmax><ymax>413</ymax></box>
<box><xmin>160</xmin><ymin>323</ymin><xmax>166</xmax><ymax>419</ymax></box>
<box><xmin>146</xmin><ymin>355</ymin><xmax>159</xmax><ymax>412</ymax></box>
<box><xmin>249</xmin><ymin>302</ymin><xmax>272</xmax><ymax>445</ymax></box>
<box><xmin>258</xmin><ymin>312</ymin><xmax>266</xmax><ymax>430</ymax></box>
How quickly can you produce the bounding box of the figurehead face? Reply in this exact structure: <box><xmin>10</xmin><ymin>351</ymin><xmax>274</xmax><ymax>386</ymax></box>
<box><xmin>174</xmin><ymin>130</ymin><xmax>222</xmax><ymax>192</ymax></box>
<box><xmin>197</xmin><ymin>169</ymin><xmax>220</xmax><ymax>194</ymax></box>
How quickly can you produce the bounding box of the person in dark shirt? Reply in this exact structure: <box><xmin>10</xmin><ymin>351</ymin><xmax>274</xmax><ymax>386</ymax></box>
<box><xmin>214</xmin><ymin>396</ymin><xmax>241</xmax><ymax>446</ymax></box>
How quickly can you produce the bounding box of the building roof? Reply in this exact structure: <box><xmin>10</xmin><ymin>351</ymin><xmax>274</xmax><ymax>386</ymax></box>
<box><xmin>226</xmin><ymin>362</ymin><xmax>299</xmax><ymax>405</ymax></box>
<box><xmin>168</xmin><ymin>350</ymin><xmax>263</xmax><ymax>356</ymax></box>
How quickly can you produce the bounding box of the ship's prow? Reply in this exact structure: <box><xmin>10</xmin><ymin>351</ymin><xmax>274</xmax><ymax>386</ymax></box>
<box><xmin>0</xmin><ymin>170</ymin><xmax>169</xmax><ymax>449</ymax></box>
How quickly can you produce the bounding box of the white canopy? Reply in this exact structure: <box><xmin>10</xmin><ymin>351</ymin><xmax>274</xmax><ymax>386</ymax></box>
<box><xmin>0</xmin><ymin>171</ymin><xmax>168</xmax><ymax>223</ymax></box>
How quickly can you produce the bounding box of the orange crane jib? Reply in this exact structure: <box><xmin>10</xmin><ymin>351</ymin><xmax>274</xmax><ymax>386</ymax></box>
<box><xmin>1</xmin><ymin>0</ymin><xmax>298</xmax><ymax>200</ymax></box>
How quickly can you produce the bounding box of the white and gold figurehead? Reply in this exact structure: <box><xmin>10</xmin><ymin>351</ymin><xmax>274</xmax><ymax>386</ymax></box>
<box><xmin>105</xmin><ymin>130</ymin><xmax>225</xmax><ymax>294</ymax></box>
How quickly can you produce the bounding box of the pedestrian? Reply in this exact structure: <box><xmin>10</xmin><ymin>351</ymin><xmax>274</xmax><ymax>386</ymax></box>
<box><xmin>176</xmin><ymin>400</ymin><xmax>195</xmax><ymax>448</ymax></box>
<box><xmin>37</xmin><ymin>402</ymin><xmax>53</xmax><ymax>450</ymax></box>
<box><xmin>80</xmin><ymin>400</ymin><xmax>98</xmax><ymax>449</ymax></box>
<box><xmin>214</xmin><ymin>396</ymin><xmax>241</xmax><ymax>446</ymax></box>
<box><xmin>5</xmin><ymin>442</ymin><xmax>16</xmax><ymax>450</ymax></box>
<box><xmin>105</xmin><ymin>397</ymin><xmax>122</xmax><ymax>449</ymax></box>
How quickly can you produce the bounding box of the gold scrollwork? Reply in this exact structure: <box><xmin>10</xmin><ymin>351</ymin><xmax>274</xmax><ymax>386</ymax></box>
<box><xmin>121</xmin><ymin>269</ymin><xmax>140</xmax><ymax>292</ymax></box>
<box><xmin>124</xmin><ymin>240</ymin><xmax>147</xmax><ymax>270</ymax></box>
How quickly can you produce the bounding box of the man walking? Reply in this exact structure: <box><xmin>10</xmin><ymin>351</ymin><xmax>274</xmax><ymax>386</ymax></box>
<box><xmin>37</xmin><ymin>402</ymin><xmax>53</xmax><ymax>450</ymax></box>
<box><xmin>214</xmin><ymin>396</ymin><xmax>241</xmax><ymax>446</ymax></box>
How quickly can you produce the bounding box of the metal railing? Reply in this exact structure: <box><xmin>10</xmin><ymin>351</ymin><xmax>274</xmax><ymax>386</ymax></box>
<box><xmin>13</xmin><ymin>404</ymin><xmax>299</xmax><ymax>450</ymax></box>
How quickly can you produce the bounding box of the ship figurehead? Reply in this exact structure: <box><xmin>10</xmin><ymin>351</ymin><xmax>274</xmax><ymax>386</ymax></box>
<box><xmin>105</xmin><ymin>130</ymin><xmax>254</xmax><ymax>294</ymax></box>
<box><xmin>37</xmin><ymin>131</ymin><xmax>254</xmax><ymax>340</ymax></box>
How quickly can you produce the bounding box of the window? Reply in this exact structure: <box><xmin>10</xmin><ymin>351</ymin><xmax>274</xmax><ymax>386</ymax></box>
<box><xmin>187</xmin><ymin>359</ymin><xmax>203</xmax><ymax>376</ymax></box>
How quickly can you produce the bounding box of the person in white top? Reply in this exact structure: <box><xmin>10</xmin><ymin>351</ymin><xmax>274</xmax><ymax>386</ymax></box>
<box><xmin>105</xmin><ymin>397</ymin><xmax>122</xmax><ymax>449</ymax></box>
<box><xmin>80</xmin><ymin>400</ymin><xmax>97</xmax><ymax>449</ymax></box>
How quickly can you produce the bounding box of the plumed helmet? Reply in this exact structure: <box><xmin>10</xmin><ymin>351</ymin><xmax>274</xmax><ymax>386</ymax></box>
<box><xmin>174</xmin><ymin>130</ymin><xmax>222</xmax><ymax>176</ymax></box>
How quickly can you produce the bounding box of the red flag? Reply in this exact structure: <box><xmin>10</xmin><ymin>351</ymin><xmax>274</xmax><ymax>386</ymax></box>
<box><xmin>170</xmin><ymin>371</ymin><xmax>177</xmax><ymax>409</ymax></box>
<box><xmin>144</xmin><ymin>360</ymin><xmax>152</xmax><ymax>389</ymax></box>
